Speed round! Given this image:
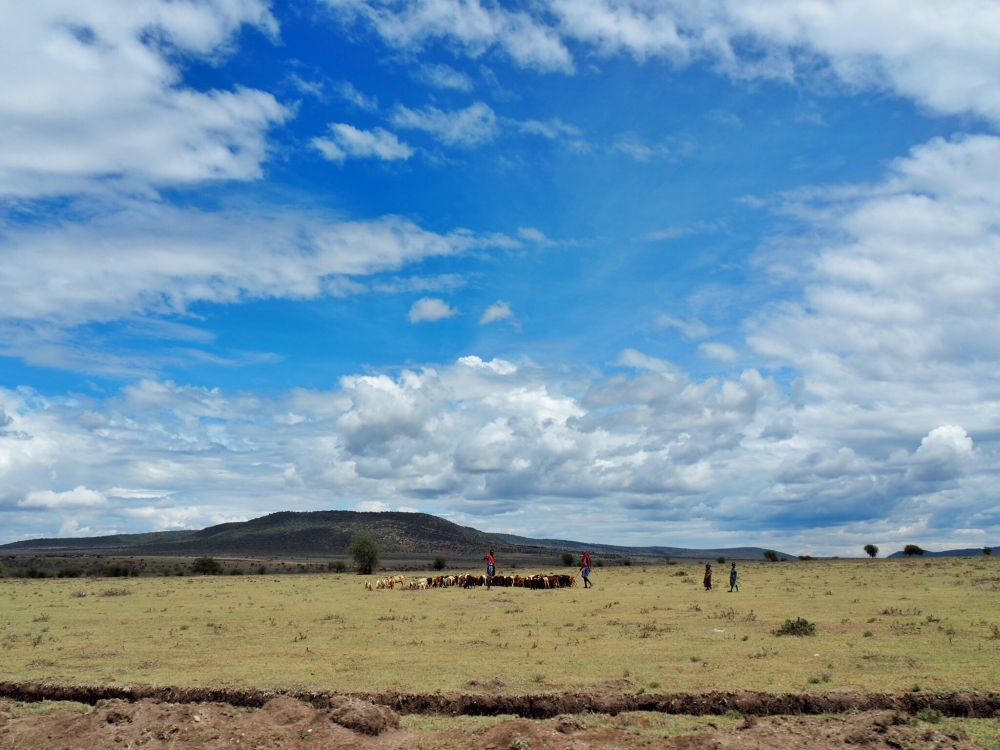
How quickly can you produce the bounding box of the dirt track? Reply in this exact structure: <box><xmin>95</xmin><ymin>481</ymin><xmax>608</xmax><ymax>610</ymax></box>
<box><xmin>0</xmin><ymin>696</ymin><xmax>989</xmax><ymax>750</ymax></box>
<box><xmin>2</xmin><ymin>681</ymin><xmax>1000</xmax><ymax>719</ymax></box>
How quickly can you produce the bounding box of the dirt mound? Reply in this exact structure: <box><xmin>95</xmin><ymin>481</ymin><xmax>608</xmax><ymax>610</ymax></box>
<box><xmin>327</xmin><ymin>696</ymin><xmax>400</xmax><ymax>735</ymax></box>
<box><xmin>0</xmin><ymin>700</ymin><xmax>985</xmax><ymax>750</ymax></box>
<box><xmin>2</xmin><ymin>681</ymin><xmax>1000</xmax><ymax>720</ymax></box>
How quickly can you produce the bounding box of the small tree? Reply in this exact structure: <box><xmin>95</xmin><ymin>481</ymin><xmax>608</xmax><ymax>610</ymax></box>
<box><xmin>902</xmin><ymin>544</ymin><xmax>925</xmax><ymax>556</ymax></box>
<box><xmin>864</xmin><ymin>544</ymin><xmax>879</xmax><ymax>558</ymax></box>
<box><xmin>0</xmin><ymin>560</ymin><xmax>4</xmax><ymax>577</ymax></box>
<box><xmin>328</xmin><ymin>560</ymin><xmax>348</xmax><ymax>573</ymax></box>
<box><xmin>348</xmin><ymin>530</ymin><xmax>379</xmax><ymax>575</ymax></box>
<box><xmin>716</xmin><ymin>556</ymin><xmax>726</xmax><ymax>564</ymax></box>
<box><xmin>984</xmin><ymin>546</ymin><xmax>993</xmax><ymax>556</ymax></box>
<box><xmin>191</xmin><ymin>557</ymin><xmax>222</xmax><ymax>575</ymax></box>
<box><xmin>561</xmin><ymin>552</ymin><xmax>574</xmax><ymax>566</ymax></box>
<box><xmin>763</xmin><ymin>550</ymin><xmax>779</xmax><ymax>562</ymax></box>
<box><xmin>432</xmin><ymin>556</ymin><xmax>447</xmax><ymax>570</ymax></box>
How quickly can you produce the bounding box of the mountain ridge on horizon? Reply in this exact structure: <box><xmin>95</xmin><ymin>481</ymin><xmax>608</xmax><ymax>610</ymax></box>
<box><xmin>0</xmin><ymin>509</ymin><xmax>794</xmax><ymax>560</ymax></box>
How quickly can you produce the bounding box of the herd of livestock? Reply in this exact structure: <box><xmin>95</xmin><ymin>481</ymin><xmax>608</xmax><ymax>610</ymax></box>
<box><xmin>365</xmin><ymin>573</ymin><xmax>577</xmax><ymax>590</ymax></box>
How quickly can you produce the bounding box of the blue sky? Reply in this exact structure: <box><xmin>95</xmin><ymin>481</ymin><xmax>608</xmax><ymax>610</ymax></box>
<box><xmin>2</xmin><ymin>0</ymin><xmax>1000</xmax><ymax>554</ymax></box>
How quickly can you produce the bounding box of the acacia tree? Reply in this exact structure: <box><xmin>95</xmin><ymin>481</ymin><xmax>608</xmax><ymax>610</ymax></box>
<box><xmin>763</xmin><ymin>550</ymin><xmax>779</xmax><ymax>562</ymax></box>
<box><xmin>903</xmin><ymin>544</ymin><xmax>926</xmax><ymax>556</ymax></box>
<box><xmin>348</xmin><ymin>530</ymin><xmax>379</xmax><ymax>575</ymax></box>
<box><xmin>864</xmin><ymin>544</ymin><xmax>879</xmax><ymax>558</ymax></box>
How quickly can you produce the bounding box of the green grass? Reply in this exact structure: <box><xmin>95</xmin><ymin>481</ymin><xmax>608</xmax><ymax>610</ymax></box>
<box><xmin>1</xmin><ymin>558</ymin><xmax>999</xmax><ymax>694</ymax></box>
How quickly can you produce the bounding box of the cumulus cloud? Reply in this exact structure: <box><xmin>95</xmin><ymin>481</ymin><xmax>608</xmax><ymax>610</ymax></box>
<box><xmin>325</xmin><ymin>0</ymin><xmax>1000</xmax><ymax>125</ymax></box>
<box><xmin>698</xmin><ymin>342</ymin><xmax>738</xmax><ymax>362</ymax></box>
<box><xmin>391</xmin><ymin>102</ymin><xmax>498</xmax><ymax>147</ymax></box>
<box><xmin>408</xmin><ymin>297</ymin><xmax>458</xmax><ymax>322</ymax></box>
<box><xmin>313</xmin><ymin>123</ymin><xmax>414</xmax><ymax>162</ymax></box>
<box><xmin>480</xmin><ymin>300</ymin><xmax>514</xmax><ymax>325</ymax></box>
<box><xmin>0</xmin><ymin>0</ymin><xmax>288</xmax><ymax>198</ymax></box>
<box><xmin>20</xmin><ymin>486</ymin><xmax>108</xmax><ymax>508</ymax></box>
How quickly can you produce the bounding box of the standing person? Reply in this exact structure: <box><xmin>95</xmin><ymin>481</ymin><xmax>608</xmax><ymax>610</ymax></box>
<box><xmin>703</xmin><ymin>563</ymin><xmax>713</xmax><ymax>591</ymax></box>
<box><xmin>580</xmin><ymin>551</ymin><xmax>593</xmax><ymax>588</ymax></box>
<box><xmin>484</xmin><ymin>549</ymin><xmax>495</xmax><ymax>590</ymax></box>
<box><xmin>728</xmin><ymin>562</ymin><xmax>739</xmax><ymax>593</ymax></box>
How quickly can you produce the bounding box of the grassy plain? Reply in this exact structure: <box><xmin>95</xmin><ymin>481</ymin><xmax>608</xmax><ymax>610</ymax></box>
<box><xmin>2</xmin><ymin>557</ymin><xmax>999</xmax><ymax>695</ymax></box>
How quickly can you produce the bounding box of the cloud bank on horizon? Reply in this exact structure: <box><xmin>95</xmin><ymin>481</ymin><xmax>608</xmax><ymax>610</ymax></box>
<box><xmin>2</xmin><ymin>0</ymin><xmax>1000</xmax><ymax>554</ymax></box>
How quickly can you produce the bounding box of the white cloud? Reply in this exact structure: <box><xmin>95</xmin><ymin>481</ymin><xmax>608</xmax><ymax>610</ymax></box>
<box><xmin>313</xmin><ymin>123</ymin><xmax>414</xmax><ymax>162</ymax></box>
<box><xmin>457</xmin><ymin>356</ymin><xmax>517</xmax><ymax>375</ymax></box>
<box><xmin>414</xmin><ymin>63</ymin><xmax>473</xmax><ymax>91</ymax></box>
<box><xmin>0</xmin><ymin>0</ymin><xmax>289</xmax><ymax>198</ymax></box>
<box><xmin>612</xmin><ymin>136</ymin><xmax>671</xmax><ymax>162</ymax></box>
<box><xmin>326</xmin><ymin>0</ymin><xmax>1000</xmax><ymax>125</ymax></box>
<box><xmin>336</xmin><ymin>81</ymin><xmax>379</xmax><ymax>111</ymax></box>
<box><xmin>106</xmin><ymin>487</ymin><xmax>175</xmax><ymax>499</ymax></box>
<box><xmin>0</xmin><ymin>205</ymin><xmax>505</xmax><ymax>330</ymax></box>
<box><xmin>515</xmin><ymin>118</ymin><xmax>583</xmax><ymax>140</ymax></box>
<box><xmin>20</xmin><ymin>485</ymin><xmax>108</xmax><ymax>508</ymax></box>
<box><xmin>356</xmin><ymin>500</ymin><xmax>391</xmax><ymax>512</ymax></box>
<box><xmin>408</xmin><ymin>297</ymin><xmax>458</xmax><ymax>323</ymax></box>
<box><xmin>615</xmin><ymin>348</ymin><xmax>675</xmax><ymax>373</ymax></box>
<box><xmin>698</xmin><ymin>342</ymin><xmax>738</xmax><ymax>362</ymax></box>
<box><xmin>480</xmin><ymin>300</ymin><xmax>514</xmax><ymax>325</ymax></box>
<box><xmin>391</xmin><ymin>102</ymin><xmax>498</xmax><ymax>147</ymax></box>
<box><xmin>323</xmin><ymin>0</ymin><xmax>573</xmax><ymax>72</ymax></box>
<box><xmin>655</xmin><ymin>314</ymin><xmax>712</xmax><ymax>339</ymax></box>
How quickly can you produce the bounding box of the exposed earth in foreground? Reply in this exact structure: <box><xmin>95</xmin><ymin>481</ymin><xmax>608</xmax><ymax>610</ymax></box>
<box><xmin>2</xmin><ymin>696</ymin><xmax>994</xmax><ymax>750</ymax></box>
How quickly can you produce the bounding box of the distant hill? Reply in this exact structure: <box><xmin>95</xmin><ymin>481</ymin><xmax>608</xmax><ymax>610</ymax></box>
<box><xmin>0</xmin><ymin>511</ymin><xmax>515</xmax><ymax>557</ymax></box>
<box><xmin>492</xmin><ymin>533</ymin><xmax>793</xmax><ymax>561</ymax></box>
<box><xmin>0</xmin><ymin>510</ymin><xmax>795</xmax><ymax>561</ymax></box>
<box><xmin>887</xmin><ymin>547</ymin><xmax>995</xmax><ymax>558</ymax></box>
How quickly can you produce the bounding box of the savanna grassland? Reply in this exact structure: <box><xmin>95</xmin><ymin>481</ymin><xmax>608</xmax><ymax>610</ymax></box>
<box><xmin>2</xmin><ymin>557</ymin><xmax>999</xmax><ymax>696</ymax></box>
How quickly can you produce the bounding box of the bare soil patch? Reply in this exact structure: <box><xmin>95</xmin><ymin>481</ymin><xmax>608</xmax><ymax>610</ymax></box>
<box><xmin>0</xmin><ymin>698</ymin><xmax>989</xmax><ymax>750</ymax></box>
<box><xmin>3</xmin><ymin>681</ymin><xmax>1000</xmax><ymax>719</ymax></box>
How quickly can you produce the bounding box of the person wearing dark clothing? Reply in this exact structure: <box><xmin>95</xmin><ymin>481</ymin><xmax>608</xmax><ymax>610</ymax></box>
<box><xmin>703</xmin><ymin>563</ymin><xmax>712</xmax><ymax>591</ymax></box>
<box><xmin>728</xmin><ymin>562</ymin><xmax>739</xmax><ymax>592</ymax></box>
<box><xmin>580</xmin><ymin>551</ymin><xmax>593</xmax><ymax>588</ymax></box>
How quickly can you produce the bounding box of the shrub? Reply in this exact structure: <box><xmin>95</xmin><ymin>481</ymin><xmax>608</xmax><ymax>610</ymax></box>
<box><xmin>432</xmin><ymin>556</ymin><xmax>447</xmax><ymax>571</ymax></box>
<box><xmin>348</xmin><ymin>531</ymin><xmax>379</xmax><ymax>575</ymax></box>
<box><xmin>763</xmin><ymin>550</ymin><xmax>779</xmax><ymax>562</ymax></box>
<box><xmin>984</xmin><ymin>546</ymin><xmax>993</xmax><ymax>556</ymax></box>
<box><xmin>864</xmin><ymin>544</ymin><xmax>879</xmax><ymax>558</ymax></box>
<box><xmin>716</xmin><ymin>556</ymin><xmax>726</xmax><ymax>564</ymax></box>
<box><xmin>620</xmin><ymin>557</ymin><xmax>631</xmax><ymax>567</ymax></box>
<box><xmin>774</xmin><ymin>617</ymin><xmax>816</xmax><ymax>637</ymax></box>
<box><xmin>57</xmin><ymin>567</ymin><xmax>83</xmax><ymax>578</ymax></box>
<box><xmin>595</xmin><ymin>559</ymin><xmax>603</xmax><ymax>567</ymax></box>
<box><xmin>798</xmin><ymin>555</ymin><xmax>813</xmax><ymax>561</ymax></box>
<box><xmin>903</xmin><ymin>544</ymin><xmax>926</xmax><ymax>556</ymax></box>
<box><xmin>916</xmin><ymin>708</ymin><xmax>943</xmax><ymax>724</ymax></box>
<box><xmin>0</xmin><ymin>561</ymin><xmax>4</xmax><ymax>576</ymax></box>
<box><xmin>100</xmin><ymin>587</ymin><xmax>131</xmax><ymax>597</ymax></box>
<box><xmin>561</xmin><ymin>552</ymin><xmax>574</xmax><ymax>566</ymax></box>
<box><xmin>191</xmin><ymin>557</ymin><xmax>222</xmax><ymax>575</ymax></box>
<box><xmin>228</xmin><ymin>568</ymin><xmax>243</xmax><ymax>575</ymax></box>
<box><xmin>328</xmin><ymin>560</ymin><xmax>348</xmax><ymax>573</ymax></box>
<box><xmin>257</xmin><ymin>564</ymin><xmax>267</xmax><ymax>575</ymax></box>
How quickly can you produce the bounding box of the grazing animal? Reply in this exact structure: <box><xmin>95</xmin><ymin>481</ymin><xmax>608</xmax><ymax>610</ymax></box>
<box><xmin>364</xmin><ymin>581</ymin><xmax>373</xmax><ymax>591</ymax></box>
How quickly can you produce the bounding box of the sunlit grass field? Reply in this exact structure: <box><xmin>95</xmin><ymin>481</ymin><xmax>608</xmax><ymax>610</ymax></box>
<box><xmin>2</xmin><ymin>557</ymin><xmax>999</xmax><ymax>695</ymax></box>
